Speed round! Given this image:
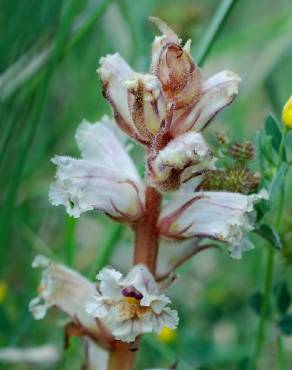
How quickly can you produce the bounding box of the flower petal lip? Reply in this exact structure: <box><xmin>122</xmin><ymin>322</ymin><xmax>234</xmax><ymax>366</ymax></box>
<box><xmin>49</xmin><ymin>118</ymin><xmax>144</xmax><ymax>221</ymax></box>
<box><xmin>85</xmin><ymin>265</ymin><xmax>179</xmax><ymax>342</ymax></box>
<box><xmin>29</xmin><ymin>255</ymin><xmax>100</xmax><ymax>338</ymax></box>
<box><xmin>158</xmin><ymin>190</ymin><xmax>266</xmax><ymax>258</ymax></box>
<box><xmin>171</xmin><ymin>70</ymin><xmax>241</xmax><ymax>136</ymax></box>
<box><xmin>97</xmin><ymin>267</ymin><xmax>123</xmax><ymax>299</ymax></box>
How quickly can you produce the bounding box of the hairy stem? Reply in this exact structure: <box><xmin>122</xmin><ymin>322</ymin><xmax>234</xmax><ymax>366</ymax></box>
<box><xmin>108</xmin><ymin>342</ymin><xmax>136</xmax><ymax>370</ymax></box>
<box><xmin>108</xmin><ymin>186</ymin><xmax>162</xmax><ymax>370</ymax></box>
<box><xmin>133</xmin><ymin>186</ymin><xmax>162</xmax><ymax>274</ymax></box>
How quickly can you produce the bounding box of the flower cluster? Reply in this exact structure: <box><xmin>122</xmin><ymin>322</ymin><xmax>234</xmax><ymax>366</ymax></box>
<box><xmin>49</xmin><ymin>18</ymin><xmax>264</xmax><ymax>258</ymax></box>
<box><xmin>31</xmin><ymin>16</ymin><xmax>268</xmax><ymax>368</ymax></box>
<box><xmin>99</xmin><ymin>17</ymin><xmax>240</xmax><ymax>192</ymax></box>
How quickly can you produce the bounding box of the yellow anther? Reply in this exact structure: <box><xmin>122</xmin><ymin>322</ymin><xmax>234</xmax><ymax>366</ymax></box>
<box><xmin>158</xmin><ymin>326</ymin><xmax>177</xmax><ymax>343</ymax></box>
<box><xmin>0</xmin><ymin>281</ymin><xmax>7</xmax><ymax>304</ymax></box>
<box><xmin>282</xmin><ymin>96</ymin><xmax>292</xmax><ymax>128</ymax></box>
<box><xmin>124</xmin><ymin>296</ymin><xmax>140</xmax><ymax>304</ymax></box>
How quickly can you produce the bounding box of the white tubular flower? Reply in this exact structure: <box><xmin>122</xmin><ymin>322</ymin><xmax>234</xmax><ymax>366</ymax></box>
<box><xmin>49</xmin><ymin>116</ymin><xmax>144</xmax><ymax>221</ymax></box>
<box><xmin>29</xmin><ymin>255</ymin><xmax>99</xmax><ymax>337</ymax></box>
<box><xmin>99</xmin><ymin>53</ymin><xmax>166</xmax><ymax>145</ymax></box>
<box><xmin>158</xmin><ymin>190</ymin><xmax>268</xmax><ymax>259</ymax></box>
<box><xmin>86</xmin><ymin>265</ymin><xmax>179</xmax><ymax>343</ymax></box>
<box><xmin>149</xmin><ymin>131</ymin><xmax>215</xmax><ymax>190</ymax></box>
<box><xmin>171</xmin><ymin>70</ymin><xmax>241</xmax><ymax>136</ymax></box>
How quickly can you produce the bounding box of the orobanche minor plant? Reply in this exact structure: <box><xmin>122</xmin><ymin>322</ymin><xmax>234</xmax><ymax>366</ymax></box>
<box><xmin>30</xmin><ymin>18</ymin><xmax>267</xmax><ymax>370</ymax></box>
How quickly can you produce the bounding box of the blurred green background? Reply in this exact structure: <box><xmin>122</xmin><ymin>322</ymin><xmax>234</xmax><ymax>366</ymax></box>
<box><xmin>1</xmin><ymin>0</ymin><xmax>292</xmax><ymax>369</ymax></box>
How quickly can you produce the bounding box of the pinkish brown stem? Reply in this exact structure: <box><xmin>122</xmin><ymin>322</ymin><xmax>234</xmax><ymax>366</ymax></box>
<box><xmin>133</xmin><ymin>186</ymin><xmax>162</xmax><ymax>274</ymax></box>
<box><xmin>108</xmin><ymin>341</ymin><xmax>136</xmax><ymax>370</ymax></box>
<box><xmin>108</xmin><ymin>186</ymin><xmax>162</xmax><ymax>370</ymax></box>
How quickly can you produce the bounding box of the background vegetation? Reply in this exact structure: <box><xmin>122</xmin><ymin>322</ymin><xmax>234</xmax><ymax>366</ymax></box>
<box><xmin>1</xmin><ymin>0</ymin><xmax>292</xmax><ymax>369</ymax></box>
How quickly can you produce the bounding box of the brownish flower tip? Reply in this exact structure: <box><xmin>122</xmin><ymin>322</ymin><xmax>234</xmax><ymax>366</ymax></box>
<box><xmin>200</xmin><ymin>166</ymin><xmax>260</xmax><ymax>194</ymax></box>
<box><xmin>230</xmin><ymin>142</ymin><xmax>255</xmax><ymax>161</ymax></box>
<box><xmin>216</xmin><ymin>132</ymin><xmax>229</xmax><ymax>145</ymax></box>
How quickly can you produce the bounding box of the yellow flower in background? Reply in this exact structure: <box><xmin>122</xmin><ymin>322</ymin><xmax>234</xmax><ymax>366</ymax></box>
<box><xmin>0</xmin><ymin>281</ymin><xmax>7</xmax><ymax>303</ymax></box>
<box><xmin>158</xmin><ymin>327</ymin><xmax>177</xmax><ymax>343</ymax></box>
<box><xmin>282</xmin><ymin>96</ymin><xmax>292</xmax><ymax>128</ymax></box>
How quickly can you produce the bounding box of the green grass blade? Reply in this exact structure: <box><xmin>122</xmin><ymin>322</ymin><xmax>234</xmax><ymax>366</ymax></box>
<box><xmin>0</xmin><ymin>0</ymin><xmax>115</xmax><ymax>101</ymax></box>
<box><xmin>0</xmin><ymin>0</ymin><xmax>81</xmax><ymax>271</ymax></box>
<box><xmin>196</xmin><ymin>0</ymin><xmax>238</xmax><ymax>66</ymax></box>
<box><xmin>66</xmin><ymin>0</ymin><xmax>114</xmax><ymax>52</ymax></box>
<box><xmin>64</xmin><ymin>217</ymin><xmax>77</xmax><ymax>267</ymax></box>
<box><xmin>95</xmin><ymin>223</ymin><xmax>124</xmax><ymax>273</ymax></box>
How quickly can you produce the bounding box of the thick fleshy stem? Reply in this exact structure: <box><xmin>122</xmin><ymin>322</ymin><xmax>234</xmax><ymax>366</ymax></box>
<box><xmin>108</xmin><ymin>342</ymin><xmax>136</xmax><ymax>370</ymax></box>
<box><xmin>133</xmin><ymin>186</ymin><xmax>162</xmax><ymax>273</ymax></box>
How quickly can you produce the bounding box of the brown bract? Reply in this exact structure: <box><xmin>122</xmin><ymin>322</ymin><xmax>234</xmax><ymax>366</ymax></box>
<box><xmin>152</xmin><ymin>40</ymin><xmax>202</xmax><ymax>110</ymax></box>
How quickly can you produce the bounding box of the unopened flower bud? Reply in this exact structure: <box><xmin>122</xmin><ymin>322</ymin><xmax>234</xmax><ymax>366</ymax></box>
<box><xmin>0</xmin><ymin>281</ymin><xmax>7</xmax><ymax>303</ymax></box>
<box><xmin>149</xmin><ymin>132</ymin><xmax>215</xmax><ymax>191</ymax></box>
<box><xmin>216</xmin><ymin>132</ymin><xmax>229</xmax><ymax>146</ymax></box>
<box><xmin>158</xmin><ymin>327</ymin><xmax>177</xmax><ymax>343</ymax></box>
<box><xmin>99</xmin><ymin>53</ymin><xmax>166</xmax><ymax>145</ymax></box>
<box><xmin>282</xmin><ymin>95</ymin><xmax>292</xmax><ymax>129</ymax></box>
<box><xmin>229</xmin><ymin>142</ymin><xmax>255</xmax><ymax>161</ymax></box>
<box><xmin>126</xmin><ymin>74</ymin><xmax>166</xmax><ymax>140</ymax></box>
<box><xmin>150</xmin><ymin>17</ymin><xmax>202</xmax><ymax>110</ymax></box>
<box><xmin>200</xmin><ymin>166</ymin><xmax>260</xmax><ymax>194</ymax></box>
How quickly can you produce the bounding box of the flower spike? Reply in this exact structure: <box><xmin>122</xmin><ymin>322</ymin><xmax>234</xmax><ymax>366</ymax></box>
<box><xmin>95</xmin><ymin>18</ymin><xmax>241</xmax><ymax>193</ymax></box>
